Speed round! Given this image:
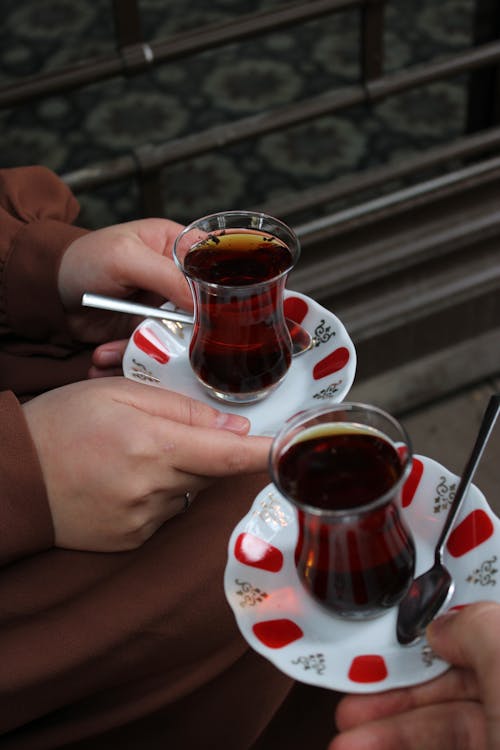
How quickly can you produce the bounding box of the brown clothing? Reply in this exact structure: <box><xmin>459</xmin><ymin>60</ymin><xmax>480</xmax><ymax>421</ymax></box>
<box><xmin>0</xmin><ymin>167</ymin><xmax>90</xmax><ymax>401</ymax></box>
<box><xmin>0</xmin><ymin>168</ymin><xmax>338</xmax><ymax>749</ymax></box>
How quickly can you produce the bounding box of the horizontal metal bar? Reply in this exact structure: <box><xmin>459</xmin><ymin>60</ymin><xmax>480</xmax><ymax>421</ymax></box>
<box><xmin>366</xmin><ymin>39</ymin><xmax>500</xmax><ymax>100</ymax></box>
<box><xmin>343</xmin><ymin>259</ymin><xmax>500</xmax><ymax>342</ymax></box>
<box><xmin>294</xmin><ymin>153</ymin><xmax>500</xmax><ymax>239</ymax></box>
<box><xmin>61</xmin><ymin>39</ymin><xmax>500</xmax><ymax>192</ymax></box>
<box><xmin>0</xmin><ymin>0</ymin><xmax>365</xmax><ymax>108</ymax></box>
<box><xmin>349</xmin><ymin>327</ymin><xmax>500</xmax><ymax>414</ymax></box>
<box><xmin>62</xmin><ymin>85</ymin><xmax>366</xmax><ymax>190</ymax></box>
<box><xmin>0</xmin><ymin>57</ymin><xmax>120</xmax><ymax>108</ymax></box>
<box><xmin>149</xmin><ymin>0</ymin><xmax>368</xmax><ymax>63</ymax></box>
<box><xmin>62</xmin><ymin>155</ymin><xmax>139</xmax><ymax>188</ymax></box>
<box><xmin>258</xmin><ymin>125</ymin><xmax>500</xmax><ymax>218</ymax></box>
<box><xmin>6</xmin><ymin>0</ymin><xmax>496</xmax><ymax>113</ymax></box>
<box><xmin>291</xmin><ymin>194</ymin><xmax>500</xmax><ymax>298</ymax></box>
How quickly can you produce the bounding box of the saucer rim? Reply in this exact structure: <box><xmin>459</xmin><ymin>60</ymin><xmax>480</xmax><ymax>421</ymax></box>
<box><xmin>122</xmin><ymin>289</ymin><xmax>357</xmax><ymax>436</ymax></box>
<box><xmin>224</xmin><ymin>453</ymin><xmax>500</xmax><ymax>693</ymax></box>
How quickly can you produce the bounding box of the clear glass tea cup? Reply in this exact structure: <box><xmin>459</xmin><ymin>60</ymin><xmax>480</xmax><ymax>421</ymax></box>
<box><xmin>173</xmin><ymin>211</ymin><xmax>300</xmax><ymax>404</ymax></box>
<box><xmin>269</xmin><ymin>402</ymin><xmax>416</xmax><ymax>620</ymax></box>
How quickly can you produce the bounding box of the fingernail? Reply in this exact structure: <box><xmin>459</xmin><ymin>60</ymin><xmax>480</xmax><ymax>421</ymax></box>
<box><xmin>95</xmin><ymin>349</ymin><xmax>122</xmax><ymax>366</ymax></box>
<box><xmin>215</xmin><ymin>413</ymin><xmax>250</xmax><ymax>434</ymax></box>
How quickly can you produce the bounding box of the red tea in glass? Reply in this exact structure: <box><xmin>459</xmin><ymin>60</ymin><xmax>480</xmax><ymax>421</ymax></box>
<box><xmin>270</xmin><ymin>404</ymin><xmax>415</xmax><ymax>620</ymax></box>
<box><xmin>174</xmin><ymin>212</ymin><xmax>300</xmax><ymax>404</ymax></box>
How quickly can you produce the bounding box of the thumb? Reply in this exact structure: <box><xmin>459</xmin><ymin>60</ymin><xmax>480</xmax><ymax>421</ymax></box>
<box><xmin>427</xmin><ymin>601</ymin><xmax>500</xmax><ymax>708</ymax></box>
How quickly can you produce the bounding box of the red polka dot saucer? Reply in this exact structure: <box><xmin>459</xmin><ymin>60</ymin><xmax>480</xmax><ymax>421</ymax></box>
<box><xmin>224</xmin><ymin>454</ymin><xmax>500</xmax><ymax>693</ymax></box>
<box><xmin>122</xmin><ymin>290</ymin><xmax>357</xmax><ymax>435</ymax></box>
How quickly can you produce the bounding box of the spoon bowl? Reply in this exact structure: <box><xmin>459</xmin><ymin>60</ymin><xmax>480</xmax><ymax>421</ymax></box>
<box><xmin>396</xmin><ymin>392</ymin><xmax>500</xmax><ymax>646</ymax></box>
<box><xmin>396</xmin><ymin>565</ymin><xmax>454</xmax><ymax>646</ymax></box>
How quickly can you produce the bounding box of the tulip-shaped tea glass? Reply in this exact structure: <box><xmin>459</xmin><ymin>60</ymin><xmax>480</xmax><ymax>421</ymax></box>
<box><xmin>173</xmin><ymin>211</ymin><xmax>300</xmax><ymax>404</ymax></box>
<box><xmin>270</xmin><ymin>403</ymin><xmax>416</xmax><ymax>620</ymax></box>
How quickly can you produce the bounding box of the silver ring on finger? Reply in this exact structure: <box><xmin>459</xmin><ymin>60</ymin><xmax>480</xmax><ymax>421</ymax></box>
<box><xmin>183</xmin><ymin>490</ymin><xmax>193</xmax><ymax>512</ymax></box>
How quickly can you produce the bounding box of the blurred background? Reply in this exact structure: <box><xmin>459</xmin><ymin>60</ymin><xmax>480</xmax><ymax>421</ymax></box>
<box><xmin>0</xmin><ymin>0</ymin><xmax>484</xmax><ymax>227</ymax></box>
<box><xmin>0</xmin><ymin>0</ymin><xmax>499</xmax><ymax>498</ymax></box>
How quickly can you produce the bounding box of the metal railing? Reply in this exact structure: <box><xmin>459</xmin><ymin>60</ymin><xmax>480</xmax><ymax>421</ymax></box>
<box><xmin>1</xmin><ymin>0</ymin><xmax>499</xmax><ymax>391</ymax></box>
<box><xmin>1</xmin><ymin>0</ymin><xmax>498</xmax><ymax>226</ymax></box>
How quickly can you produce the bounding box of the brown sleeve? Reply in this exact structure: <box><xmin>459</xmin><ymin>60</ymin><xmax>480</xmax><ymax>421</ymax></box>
<box><xmin>0</xmin><ymin>166</ymin><xmax>92</xmax><ymax>398</ymax></box>
<box><xmin>0</xmin><ymin>391</ymin><xmax>54</xmax><ymax>564</ymax></box>
<box><xmin>0</xmin><ymin>165</ymin><xmax>88</xmax><ymax>342</ymax></box>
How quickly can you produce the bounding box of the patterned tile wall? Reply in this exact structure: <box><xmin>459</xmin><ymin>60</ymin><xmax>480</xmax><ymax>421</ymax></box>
<box><xmin>0</xmin><ymin>0</ymin><xmax>474</xmax><ymax>228</ymax></box>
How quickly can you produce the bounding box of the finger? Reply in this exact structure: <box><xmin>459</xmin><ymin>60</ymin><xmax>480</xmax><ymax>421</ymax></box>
<box><xmin>91</xmin><ymin>340</ymin><xmax>128</xmax><ymax>369</ymax></box>
<box><xmin>124</xmin><ymin>469</ymin><xmax>215</xmax><ymax>546</ymax></box>
<box><xmin>146</xmin><ymin>470</ymin><xmax>211</xmax><ymax>504</ymax></box>
<box><xmin>118</xmin><ymin>243</ymin><xmax>192</xmax><ymax>310</ymax></box>
<box><xmin>330</xmin><ymin>701</ymin><xmax>487</xmax><ymax>750</ymax></box>
<box><xmin>101</xmin><ymin>473</ymin><xmax>212</xmax><ymax>550</ymax></box>
<box><xmin>137</xmin><ymin>482</ymin><xmax>208</xmax><ymax>530</ymax></box>
<box><xmin>123</xmin><ymin>218</ymin><xmax>185</xmax><ymax>257</ymax></box>
<box><xmin>427</xmin><ymin>602</ymin><xmax>500</xmax><ymax>674</ymax></box>
<box><xmin>113</xmin><ymin>378</ymin><xmax>252</xmax><ymax>435</ymax></box>
<box><xmin>336</xmin><ymin>667</ymin><xmax>479</xmax><ymax>730</ymax></box>
<box><xmin>153</xmin><ymin>419</ymin><xmax>271</xmax><ymax>477</ymax></box>
<box><xmin>427</xmin><ymin>602</ymin><xmax>500</xmax><ymax>737</ymax></box>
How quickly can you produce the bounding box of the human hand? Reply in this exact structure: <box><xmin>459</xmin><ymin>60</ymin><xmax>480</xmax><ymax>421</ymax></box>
<box><xmin>329</xmin><ymin>602</ymin><xmax>500</xmax><ymax>750</ymax></box>
<box><xmin>23</xmin><ymin>377</ymin><xmax>270</xmax><ymax>552</ymax></box>
<box><xmin>88</xmin><ymin>339</ymin><xmax>128</xmax><ymax>378</ymax></box>
<box><xmin>57</xmin><ymin>218</ymin><xmax>192</xmax><ymax>343</ymax></box>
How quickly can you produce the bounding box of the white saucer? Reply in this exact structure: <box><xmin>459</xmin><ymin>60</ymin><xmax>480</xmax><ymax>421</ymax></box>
<box><xmin>122</xmin><ymin>290</ymin><xmax>356</xmax><ymax>435</ymax></box>
<box><xmin>224</xmin><ymin>455</ymin><xmax>500</xmax><ymax>693</ymax></box>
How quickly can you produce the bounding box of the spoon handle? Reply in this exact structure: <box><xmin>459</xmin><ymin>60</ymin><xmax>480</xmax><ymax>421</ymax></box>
<box><xmin>82</xmin><ymin>293</ymin><xmax>195</xmax><ymax>325</ymax></box>
<box><xmin>82</xmin><ymin>292</ymin><xmax>314</xmax><ymax>358</ymax></box>
<box><xmin>435</xmin><ymin>392</ymin><xmax>500</xmax><ymax>563</ymax></box>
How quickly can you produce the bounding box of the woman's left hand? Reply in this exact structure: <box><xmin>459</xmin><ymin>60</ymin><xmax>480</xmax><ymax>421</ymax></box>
<box><xmin>57</xmin><ymin>218</ymin><xmax>192</xmax><ymax>343</ymax></box>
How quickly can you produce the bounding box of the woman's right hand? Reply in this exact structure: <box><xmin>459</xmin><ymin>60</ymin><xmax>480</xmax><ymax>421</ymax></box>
<box><xmin>23</xmin><ymin>378</ymin><xmax>270</xmax><ymax>552</ymax></box>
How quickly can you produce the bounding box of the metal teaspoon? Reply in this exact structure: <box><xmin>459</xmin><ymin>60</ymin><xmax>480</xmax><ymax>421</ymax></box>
<box><xmin>396</xmin><ymin>392</ymin><xmax>500</xmax><ymax>646</ymax></box>
<box><xmin>82</xmin><ymin>293</ymin><xmax>315</xmax><ymax>357</ymax></box>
